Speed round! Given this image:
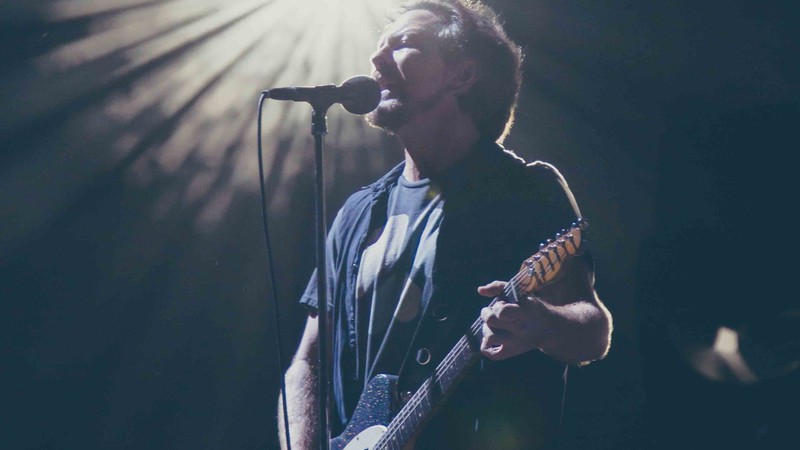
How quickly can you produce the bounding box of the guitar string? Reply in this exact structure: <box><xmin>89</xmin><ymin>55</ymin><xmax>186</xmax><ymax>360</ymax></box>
<box><xmin>375</xmin><ymin>234</ymin><xmax>580</xmax><ymax>446</ymax></box>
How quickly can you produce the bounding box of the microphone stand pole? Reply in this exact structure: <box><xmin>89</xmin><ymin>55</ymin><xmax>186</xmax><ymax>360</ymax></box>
<box><xmin>311</xmin><ymin>105</ymin><xmax>331</xmax><ymax>450</ymax></box>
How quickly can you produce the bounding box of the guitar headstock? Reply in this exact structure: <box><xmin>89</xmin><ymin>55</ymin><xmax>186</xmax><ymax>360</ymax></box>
<box><xmin>514</xmin><ymin>219</ymin><xmax>588</xmax><ymax>295</ymax></box>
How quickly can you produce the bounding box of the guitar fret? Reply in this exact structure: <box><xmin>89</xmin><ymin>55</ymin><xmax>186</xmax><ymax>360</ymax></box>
<box><xmin>422</xmin><ymin>391</ymin><xmax>431</xmax><ymax>411</ymax></box>
<box><xmin>440</xmin><ymin>366</ymin><xmax>451</xmax><ymax>388</ymax></box>
<box><xmin>398</xmin><ymin>420</ymin><xmax>409</xmax><ymax>443</ymax></box>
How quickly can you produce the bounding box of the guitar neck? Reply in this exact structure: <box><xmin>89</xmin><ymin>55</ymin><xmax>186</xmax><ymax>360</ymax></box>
<box><xmin>372</xmin><ymin>220</ymin><xmax>586</xmax><ymax>449</ymax></box>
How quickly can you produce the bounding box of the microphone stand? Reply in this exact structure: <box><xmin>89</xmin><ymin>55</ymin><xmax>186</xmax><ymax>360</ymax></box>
<box><xmin>310</xmin><ymin>104</ymin><xmax>331</xmax><ymax>450</ymax></box>
<box><xmin>265</xmin><ymin>76</ymin><xmax>377</xmax><ymax>450</ymax></box>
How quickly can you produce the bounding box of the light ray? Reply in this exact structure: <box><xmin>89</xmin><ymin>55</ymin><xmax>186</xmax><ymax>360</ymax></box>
<box><xmin>0</xmin><ymin>0</ymin><xmax>402</xmax><ymax>258</ymax></box>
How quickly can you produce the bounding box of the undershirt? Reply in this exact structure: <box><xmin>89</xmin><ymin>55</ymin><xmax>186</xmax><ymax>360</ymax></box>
<box><xmin>355</xmin><ymin>175</ymin><xmax>443</xmax><ymax>384</ymax></box>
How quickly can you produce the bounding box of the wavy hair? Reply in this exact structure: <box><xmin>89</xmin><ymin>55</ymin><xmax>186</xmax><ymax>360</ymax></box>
<box><xmin>398</xmin><ymin>0</ymin><xmax>523</xmax><ymax>143</ymax></box>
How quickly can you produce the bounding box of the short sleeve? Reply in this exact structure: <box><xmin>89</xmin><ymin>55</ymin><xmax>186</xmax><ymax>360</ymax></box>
<box><xmin>297</xmin><ymin>207</ymin><xmax>345</xmax><ymax>313</ymax></box>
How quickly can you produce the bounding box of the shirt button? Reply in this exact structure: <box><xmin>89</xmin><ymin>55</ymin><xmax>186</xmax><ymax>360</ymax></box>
<box><xmin>432</xmin><ymin>304</ymin><xmax>448</xmax><ymax>322</ymax></box>
<box><xmin>416</xmin><ymin>348</ymin><xmax>432</xmax><ymax>365</ymax></box>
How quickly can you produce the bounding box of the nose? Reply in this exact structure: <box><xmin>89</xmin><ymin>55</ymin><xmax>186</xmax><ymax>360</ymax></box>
<box><xmin>370</xmin><ymin>43</ymin><xmax>390</xmax><ymax>73</ymax></box>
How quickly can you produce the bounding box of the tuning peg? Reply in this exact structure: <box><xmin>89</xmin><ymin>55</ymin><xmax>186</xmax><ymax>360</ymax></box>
<box><xmin>543</xmin><ymin>251</ymin><xmax>555</xmax><ymax>270</ymax></box>
<box><xmin>549</xmin><ymin>244</ymin><xmax>562</xmax><ymax>261</ymax></box>
<box><xmin>566</xmin><ymin>234</ymin><xmax>577</xmax><ymax>248</ymax></box>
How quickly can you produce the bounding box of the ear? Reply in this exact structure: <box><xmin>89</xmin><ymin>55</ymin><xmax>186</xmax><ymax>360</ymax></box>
<box><xmin>446</xmin><ymin>59</ymin><xmax>478</xmax><ymax>94</ymax></box>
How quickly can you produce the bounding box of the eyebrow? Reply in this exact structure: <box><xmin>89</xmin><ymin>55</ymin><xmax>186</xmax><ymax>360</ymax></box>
<box><xmin>377</xmin><ymin>27</ymin><xmax>435</xmax><ymax>49</ymax></box>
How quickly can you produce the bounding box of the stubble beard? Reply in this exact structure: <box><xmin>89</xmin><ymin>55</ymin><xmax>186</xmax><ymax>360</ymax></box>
<box><xmin>366</xmin><ymin>98</ymin><xmax>407</xmax><ymax>133</ymax></box>
<box><xmin>366</xmin><ymin>88</ymin><xmax>447</xmax><ymax>134</ymax></box>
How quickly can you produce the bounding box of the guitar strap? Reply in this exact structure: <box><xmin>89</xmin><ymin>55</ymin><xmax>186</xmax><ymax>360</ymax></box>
<box><xmin>364</xmin><ymin>192</ymin><xmax>443</xmax><ymax>383</ymax></box>
<box><xmin>392</xmin><ymin>265</ymin><xmax>441</xmax><ymax>389</ymax></box>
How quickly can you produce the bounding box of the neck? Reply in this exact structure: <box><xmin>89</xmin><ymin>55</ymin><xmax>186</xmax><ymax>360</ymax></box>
<box><xmin>399</xmin><ymin>110</ymin><xmax>481</xmax><ymax>182</ymax></box>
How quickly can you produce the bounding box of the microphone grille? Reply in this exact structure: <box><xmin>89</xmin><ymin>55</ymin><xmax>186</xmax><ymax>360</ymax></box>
<box><xmin>339</xmin><ymin>75</ymin><xmax>381</xmax><ymax>115</ymax></box>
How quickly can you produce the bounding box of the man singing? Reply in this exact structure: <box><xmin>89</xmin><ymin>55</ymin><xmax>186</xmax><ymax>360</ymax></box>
<box><xmin>279</xmin><ymin>1</ymin><xmax>612</xmax><ymax>448</ymax></box>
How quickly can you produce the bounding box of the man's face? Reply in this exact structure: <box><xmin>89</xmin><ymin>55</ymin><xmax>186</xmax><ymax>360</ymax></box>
<box><xmin>367</xmin><ymin>9</ymin><xmax>452</xmax><ymax>132</ymax></box>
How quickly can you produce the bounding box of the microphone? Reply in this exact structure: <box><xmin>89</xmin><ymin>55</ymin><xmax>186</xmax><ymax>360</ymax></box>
<box><xmin>264</xmin><ymin>75</ymin><xmax>381</xmax><ymax>114</ymax></box>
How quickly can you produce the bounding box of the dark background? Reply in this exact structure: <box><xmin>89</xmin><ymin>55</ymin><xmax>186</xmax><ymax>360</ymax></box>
<box><xmin>1</xmin><ymin>1</ymin><xmax>797</xmax><ymax>449</ymax></box>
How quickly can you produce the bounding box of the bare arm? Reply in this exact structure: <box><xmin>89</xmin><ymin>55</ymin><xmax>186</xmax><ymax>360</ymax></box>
<box><xmin>478</xmin><ymin>256</ymin><xmax>612</xmax><ymax>364</ymax></box>
<box><xmin>278</xmin><ymin>313</ymin><xmax>320</xmax><ymax>450</ymax></box>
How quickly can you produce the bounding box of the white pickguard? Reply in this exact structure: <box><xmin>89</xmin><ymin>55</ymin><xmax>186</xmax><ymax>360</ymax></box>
<box><xmin>342</xmin><ymin>425</ymin><xmax>387</xmax><ymax>450</ymax></box>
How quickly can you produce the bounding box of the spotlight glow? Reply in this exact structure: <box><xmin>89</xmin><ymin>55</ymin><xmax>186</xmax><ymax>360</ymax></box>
<box><xmin>0</xmin><ymin>0</ymin><xmax>402</xmax><ymax>249</ymax></box>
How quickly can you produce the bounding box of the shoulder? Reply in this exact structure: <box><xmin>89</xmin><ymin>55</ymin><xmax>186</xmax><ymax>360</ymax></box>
<box><xmin>498</xmin><ymin>148</ymin><xmax>568</xmax><ymax>188</ymax></box>
<box><xmin>339</xmin><ymin>162</ymin><xmax>404</xmax><ymax>213</ymax></box>
<box><xmin>338</xmin><ymin>186</ymin><xmax>372</xmax><ymax>216</ymax></box>
<box><xmin>496</xmin><ymin>148</ymin><xmax>584</xmax><ymax>230</ymax></box>
<box><xmin>329</xmin><ymin>162</ymin><xmax>404</xmax><ymax>239</ymax></box>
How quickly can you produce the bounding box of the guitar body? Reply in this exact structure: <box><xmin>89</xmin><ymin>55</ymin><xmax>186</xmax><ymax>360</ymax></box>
<box><xmin>331</xmin><ymin>374</ymin><xmax>398</xmax><ymax>450</ymax></box>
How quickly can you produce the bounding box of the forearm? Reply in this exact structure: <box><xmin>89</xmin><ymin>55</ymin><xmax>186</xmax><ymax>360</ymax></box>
<box><xmin>278</xmin><ymin>357</ymin><xmax>319</xmax><ymax>450</ymax></box>
<box><xmin>480</xmin><ymin>253</ymin><xmax>614</xmax><ymax>363</ymax></box>
<box><xmin>535</xmin><ymin>293</ymin><xmax>612</xmax><ymax>364</ymax></box>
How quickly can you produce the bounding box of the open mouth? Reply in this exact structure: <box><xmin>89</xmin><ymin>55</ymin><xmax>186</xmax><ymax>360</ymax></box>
<box><xmin>379</xmin><ymin>82</ymin><xmax>401</xmax><ymax>100</ymax></box>
<box><xmin>375</xmin><ymin>75</ymin><xmax>401</xmax><ymax>99</ymax></box>
<box><xmin>380</xmin><ymin>87</ymin><xmax>399</xmax><ymax>100</ymax></box>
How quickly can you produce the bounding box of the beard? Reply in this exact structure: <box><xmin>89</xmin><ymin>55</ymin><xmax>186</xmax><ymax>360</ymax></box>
<box><xmin>366</xmin><ymin>98</ymin><xmax>407</xmax><ymax>133</ymax></box>
<box><xmin>366</xmin><ymin>88</ymin><xmax>446</xmax><ymax>133</ymax></box>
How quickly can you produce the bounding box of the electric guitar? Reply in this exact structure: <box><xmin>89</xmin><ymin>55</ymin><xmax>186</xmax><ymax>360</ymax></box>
<box><xmin>331</xmin><ymin>220</ymin><xmax>588</xmax><ymax>450</ymax></box>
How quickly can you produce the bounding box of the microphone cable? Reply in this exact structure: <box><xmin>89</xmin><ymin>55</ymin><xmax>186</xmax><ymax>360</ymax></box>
<box><xmin>257</xmin><ymin>92</ymin><xmax>292</xmax><ymax>450</ymax></box>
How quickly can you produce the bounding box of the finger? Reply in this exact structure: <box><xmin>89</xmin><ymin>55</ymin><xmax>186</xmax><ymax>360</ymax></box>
<box><xmin>482</xmin><ymin>344</ymin><xmax>505</xmax><ymax>361</ymax></box>
<box><xmin>481</xmin><ymin>345</ymin><xmax>505</xmax><ymax>361</ymax></box>
<box><xmin>481</xmin><ymin>326</ymin><xmax>518</xmax><ymax>361</ymax></box>
<box><xmin>480</xmin><ymin>303</ymin><xmax>507</xmax><ymax>323</ymax></box>
<box><xmin>482</xmin><ymin>324</ymin><xmax>512</xmax><ymax>346</ymax></box>
<box><xmin>477</xmin><ymin>281</ymin><xmax>507</xmax><ymax>297</ymax></box>
<box><xmin>493</xmin><ymin>302</ymin><xmax>525</xmax><ymax>321</ymax></box>
<box><xmin>480</xmin><ymin>327</ymin><xmax>506</xmax><ymax>360</ymax></box>
<box><xmin>481</xmin><ymin>305</ymin><xmax>515</xmax><ymax>331</ymax></box>
<box><xmin>481</xmin><ymin>303</ymin><xmax>525</xmax><ymax>331</ymax></box>
<box><xmin>480</xmin><ymin>306</ymin><xmax>492</xmax><ymax>323</ymax></box>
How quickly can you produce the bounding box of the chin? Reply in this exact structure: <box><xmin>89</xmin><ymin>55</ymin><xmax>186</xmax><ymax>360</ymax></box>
<box><xmin>366</xmin><ymin>100</ymin><xmax>407</xmax><ymax>132</ymax></box>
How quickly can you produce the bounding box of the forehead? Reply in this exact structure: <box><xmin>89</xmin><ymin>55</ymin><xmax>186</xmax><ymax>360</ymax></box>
<box><xmin>380</xmin><ymin>9</ymin><xmax>445</xmax><ymax>41</ymax></box>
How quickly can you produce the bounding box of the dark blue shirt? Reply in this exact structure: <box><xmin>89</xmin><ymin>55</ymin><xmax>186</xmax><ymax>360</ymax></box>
<box><xmin>301</xmin><ymin>138</ymin><xmax>586</xmax><ymax>449</ymax></box>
